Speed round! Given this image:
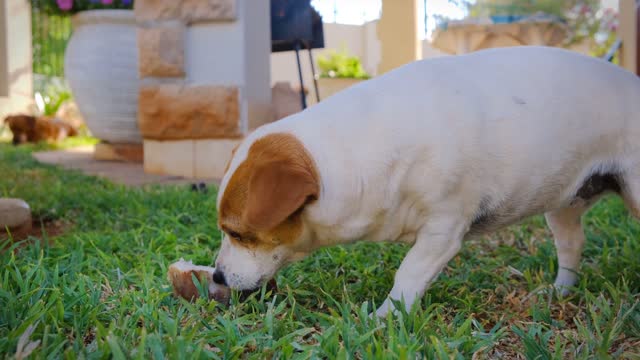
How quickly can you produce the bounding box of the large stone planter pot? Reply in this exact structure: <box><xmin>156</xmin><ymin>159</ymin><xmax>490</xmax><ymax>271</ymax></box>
<box><xmin>64</xmin><ymin>10</ymin><xmax>141</xmax><ymax>144</ymax></box>
<box><xmin>318</xmin><ymin>78</ymin><xmax>366</xmax><ymax>101</ymax></box>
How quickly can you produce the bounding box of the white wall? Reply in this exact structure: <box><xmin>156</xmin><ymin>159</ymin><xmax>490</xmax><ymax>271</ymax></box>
<box><xmin>270</xmin><ymin>22</ymin><xmax>379</xmax><ymax>104</ymax></box>
<box><xmin>363</xmin><ymin>21</ymin><xmax>381</xmax><ymax>74</ymax></box>
<box><xmin>270</xmin><ymin>21</ymin><xmax>450</xmax><ymax>105</ymax></box>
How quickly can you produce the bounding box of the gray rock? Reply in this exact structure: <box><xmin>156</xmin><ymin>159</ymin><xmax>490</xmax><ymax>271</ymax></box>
<box><xmin>0</xmin><ymin>198</ymin><xmax>32</xmax><ymax>229</ymax></box>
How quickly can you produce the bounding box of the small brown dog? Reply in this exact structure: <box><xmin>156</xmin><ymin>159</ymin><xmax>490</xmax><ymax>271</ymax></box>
<box><xmin>4</xmin><ymin>114</ymin><xmax>78</xmax><ymax>145</ymax></box>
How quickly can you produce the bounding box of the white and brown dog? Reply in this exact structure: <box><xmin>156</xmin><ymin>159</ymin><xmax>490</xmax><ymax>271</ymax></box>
<box><xmin>213</xmin><ymin>46</ymin><xmax>640</xmax><ymax>317</ymax></box>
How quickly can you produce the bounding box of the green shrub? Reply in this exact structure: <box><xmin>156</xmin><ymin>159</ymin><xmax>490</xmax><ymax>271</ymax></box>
<box><xmin>317</xmin><ymin>49</ymin><xmax>370</xmax><ymax>80</ymax></box>
<box><xmin>42</xmin><ymin>90</ymin><xmax>72</xmax><ymax>116</ymax></box>
<box><xmin>34</xmin><ymin>75</ymin><xmax>73</xmax><ymax>116</ymax></box>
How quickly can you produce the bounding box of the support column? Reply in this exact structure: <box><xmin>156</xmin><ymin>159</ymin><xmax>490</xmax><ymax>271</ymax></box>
<box><xmin>0</xmin><ymin>2</ymin><xmax>7</xmax><ymax>98</ymax></box>
<box><xmin>619</xmin><ymin>0</ymin><xmax>638</xmax><ymax>74</ymax></box>
<box><xmin>0</xmin><ymin>0</ymin><xmax>33</xmax><ymax>120</ymax></box>
<box><xmin>376</xmin><ymin>0</ymin><xmax>422</xmax><ymax>74</ymax></box>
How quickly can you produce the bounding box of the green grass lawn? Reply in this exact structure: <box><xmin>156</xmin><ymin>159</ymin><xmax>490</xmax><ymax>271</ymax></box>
<box><xmin>1</xmin><ymin>141</ymin><xmax>639</xmax><ymax>359</ymax></box>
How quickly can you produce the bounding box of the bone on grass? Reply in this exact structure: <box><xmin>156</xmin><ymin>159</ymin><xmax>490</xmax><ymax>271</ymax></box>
<box><xmin>168</xmin><ymin>259</ymin><xmax>278</xmax><ymax>303</ymax></box>
<box><xmin>167</xmin><ymin>259</ymin><xmax>230</xmax><ymax>302</ymax></box>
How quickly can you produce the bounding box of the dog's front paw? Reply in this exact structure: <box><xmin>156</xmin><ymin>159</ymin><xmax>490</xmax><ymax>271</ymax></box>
<box><xmin>553</xmin><ymin>283</ymin><xmax>573</xmax><ymax>298</ymax></box>
<box><xmin>374</xmin><ymin>299</ymin><xmax>399</xmax><ymax>318</ymax></box>
<box><xmin>553</xmin><ymin>269</ymin><xmax>578</xmax><ymax>297</ymax></box>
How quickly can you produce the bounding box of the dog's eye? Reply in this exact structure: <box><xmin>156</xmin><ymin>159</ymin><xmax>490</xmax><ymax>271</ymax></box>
<box><xmin>227</xmin><ymin>230</ymin><xmax>242</xmax><ymax>241</ymax></box>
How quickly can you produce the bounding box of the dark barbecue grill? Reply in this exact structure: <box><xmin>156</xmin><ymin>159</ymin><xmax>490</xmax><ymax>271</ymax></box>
<box><xmin>271</xmin><ymin>0</ymin><xmax>325</xmax><ymax>108</ymax></box>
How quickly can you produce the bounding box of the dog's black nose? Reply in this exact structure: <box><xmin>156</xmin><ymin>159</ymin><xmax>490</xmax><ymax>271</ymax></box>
<box><xmin>212</xmin><ymin>269</ymin><xmax>227</xmax><ymax>286</ymax></box>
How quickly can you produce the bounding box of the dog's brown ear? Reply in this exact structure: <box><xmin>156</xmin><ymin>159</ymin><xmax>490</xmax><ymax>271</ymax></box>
<box><xmin>243</xmin><ymin>153</ymin><xmax>319</xmax><ymax>231</ymax></box>
<box><xmin>222</xmin><ymin>144</ymin><xmax>240</xmax><ymax>176</ymax></box>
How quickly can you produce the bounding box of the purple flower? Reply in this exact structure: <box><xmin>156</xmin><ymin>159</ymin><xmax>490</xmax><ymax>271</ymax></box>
<box><xmin>121</xmin><ymin>0</ymin><xmax>132</xmax><ymax>4</ymax></box>
<box><xmin>101</xmin><ymin>0</ymin><xmax>113</xmax><ymax>4</ymax></box>
<box><xmin>56</xmin><ymin>0</ymin><xmax>73</xmax><ymax>11</ymax></box>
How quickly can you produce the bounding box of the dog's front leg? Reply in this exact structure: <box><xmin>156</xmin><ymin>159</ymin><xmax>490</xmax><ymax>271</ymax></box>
<box><xmin>375</xmin><ymin>216</ymin><xmax>466</xmax><ymax>318</ymax></box>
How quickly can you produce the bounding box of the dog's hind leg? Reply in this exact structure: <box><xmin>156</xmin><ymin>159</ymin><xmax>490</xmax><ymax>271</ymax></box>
<box><xmin>545</xmin><ymin>202</ymin><xmax>592</xmax><ymax>296</ymax></box>
<box><xmin>621</xmin><ymin>169</ymin><xmax>640</xmax><ymax>220</ymax></box>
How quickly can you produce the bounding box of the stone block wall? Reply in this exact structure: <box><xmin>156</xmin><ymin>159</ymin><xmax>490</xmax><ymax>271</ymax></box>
<box><xmin>134</xmin><ymin>0</ymin><xmax>271</xmax><ymax>179</ymax></box>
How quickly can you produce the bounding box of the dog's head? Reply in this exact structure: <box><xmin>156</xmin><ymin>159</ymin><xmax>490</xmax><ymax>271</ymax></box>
<box><xmin>4</xmin><ymin>114</ymin><xmax>36</xmax><ymax>145</ymax></box>
<box><xmin>214</xmin><ymin>132</ymin><xmax>320</xmax><ymax>291</ymax></box>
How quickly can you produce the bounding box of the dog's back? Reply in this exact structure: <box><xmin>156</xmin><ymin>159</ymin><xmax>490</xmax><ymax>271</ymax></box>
<box><xmin>236</xmin><ymin>46</ymin><xmax>640</xmax><ymax>242</ymax></box>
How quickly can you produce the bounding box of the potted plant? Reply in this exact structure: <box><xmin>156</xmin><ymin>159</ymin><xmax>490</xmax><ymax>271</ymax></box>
<box><xmin>43</xmin><ymin>0</ymin><xmax>142</xmax><ymax>144</ymax></box>
<box><xmin>316</xmin><ymin>48</ymin><xmax>370</xmax><ymax>101</ymax></box>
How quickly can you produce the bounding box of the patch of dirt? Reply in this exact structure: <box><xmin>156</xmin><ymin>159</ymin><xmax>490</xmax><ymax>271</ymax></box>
<box><xmin>1</xmin><ymin>217</ymin><xmax>70</xmax><ymax>253</ymax></box>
